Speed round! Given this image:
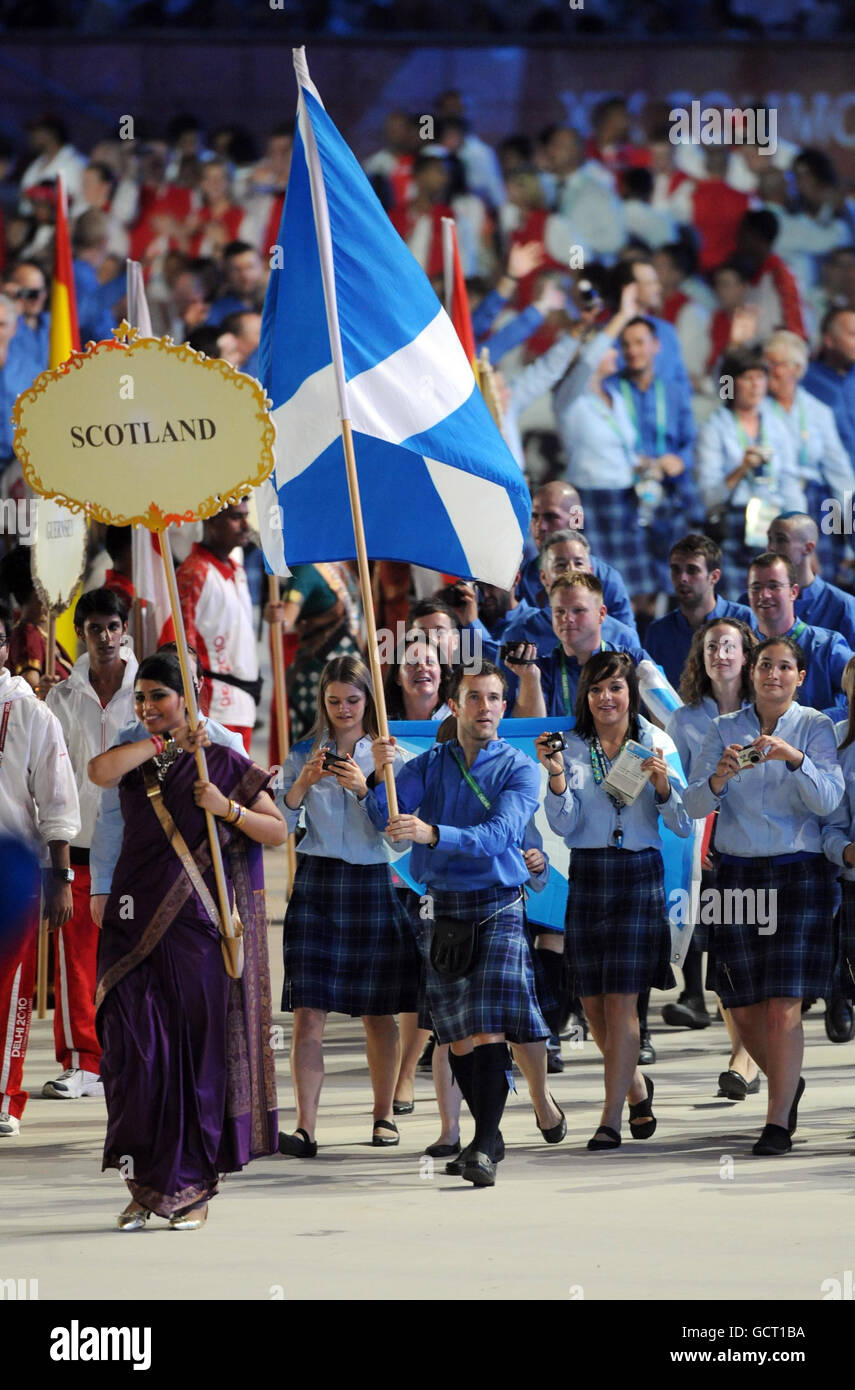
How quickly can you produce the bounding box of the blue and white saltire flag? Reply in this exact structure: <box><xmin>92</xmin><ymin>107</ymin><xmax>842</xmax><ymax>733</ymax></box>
<box><xmin>257</xmin><ymin>48</ymin><xmax>531</xmax><ymax>589</ymax></box>
<box><xmin>386</xmin><ymin>718</ymin><xmax>701</xmax><ymax>967</ymax></box>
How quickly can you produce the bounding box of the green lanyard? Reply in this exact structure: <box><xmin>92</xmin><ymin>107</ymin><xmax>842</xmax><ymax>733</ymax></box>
<box><xmin>594</xmin><ymin>396</ymin><xmax>636</xmax><ymax>465</ymax></box>
<box><xmin>449</xmin><ymin>746</ymin><xmax>492</xmax><ymax>811</ymax></box>
<box><xmin>589</xmin><ymin>734</ymin><xmax>630</xmax><ymax>845</ymax></box>
<box><xmin>733</xmin><ymin>413</ymin><xmax>767</xmax><ymax>451</ymax></box>
<box><xmin>771</xmin><ymin>397</ymin><xmax>808</xmax><ymax>472</ymax></box>
<box><xmin>620</xmin><ymin>379</ymin><xmax>667</xmax><ymax>456</ymax></box>
<box><xmin>790</xmin><ymin>619</ymin><xmax>807</xmax><ymax>643</ymax></box>
<box><xmin>558</xmin><ymin>644</ymin><xmax>606</xmax><ymax>714</ymax></box>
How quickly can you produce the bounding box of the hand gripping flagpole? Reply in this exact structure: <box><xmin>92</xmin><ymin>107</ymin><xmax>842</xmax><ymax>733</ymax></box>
<box><xmin>158</xmin><ymin>527</ymin><xmax>239</xmax><ymax>951</ymax></box>
<box><xmin>294</xmin><ymin>48</ymin><xmax>399</xmax><ymax>815</ymax></box>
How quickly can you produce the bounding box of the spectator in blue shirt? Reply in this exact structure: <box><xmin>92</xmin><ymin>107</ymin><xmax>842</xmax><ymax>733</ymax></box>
<box><xmin>646</xmin><ymin>533</ymin><xmax>755</xmax><ymax>689</ymax></box>
<box><xmin>0</xmin><ymin>294</ymin><xmax>40</xmax><ymax>474</ymax></box>
<box><xmin>5</xmin><ymin>262</ymin><xmax>49</xmax><ymax>371</ymax></box>
<box><xmin>612</xmin><ymin>254</ymin><xmax>692</xmax><ymax>394</ymax></box>
<box><xmin>72</xmin><ymin>209</ymin><xmax>124</xmax><ymax>344</ymax></box>
<box><xmin>803</xmin><ymin>306</ymin><xmax>855</xmax><ymax>475</ymax></box>
<box><xmin>746</xmin><ymin>551</ymin><xmax>854</xmax><ymax>718</ymax></box>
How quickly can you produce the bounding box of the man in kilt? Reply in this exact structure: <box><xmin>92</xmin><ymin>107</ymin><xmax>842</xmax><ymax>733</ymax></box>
<box><xmin>363</xmin><ymin>661</ymin><xmax>550</xmax><ymax>1187</ymax></box>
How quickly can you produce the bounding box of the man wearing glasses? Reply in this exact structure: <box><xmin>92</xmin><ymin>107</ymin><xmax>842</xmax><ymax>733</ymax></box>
<box><xmin>5</xmin><ymin>262</ymin><xmax>49</xmax><ymax>371</ymax></box>
<box><xmin>746</xmin><ymin>551</ymin><xmax>853</xmax><ymax>718</ymax></box>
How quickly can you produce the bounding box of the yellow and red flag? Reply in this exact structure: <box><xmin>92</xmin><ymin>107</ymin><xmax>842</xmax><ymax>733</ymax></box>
<box><xmin>48</xmin><ymin>176</ymin><xmax>80</xmax><ymax>371</ymax></box>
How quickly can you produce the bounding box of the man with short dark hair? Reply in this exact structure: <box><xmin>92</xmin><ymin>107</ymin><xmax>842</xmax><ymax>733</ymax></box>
<box><xmin>765</xmin><ymin>512</ymin><xmax>855</xmax><ymax>648</ymax></box>
<box><xmin>747</xmin><ymin>551</ymin><xmax>853</xmax><ymax>717</ymax></box>
<box><xmin>206</xmin><ymin>241</ymin><xmax>266</xmax><ymax>326</ymax></box>
<box><xmin>5</xmin><ymin>261</ymin><xmax>49</xmax><ymax>369</ymax></box>
<box><xmin>645</xmin><ymin>534</ymin><xmax>755</xmax><ymax>689</ymax></box>
<box><xmin>364</xmin><ymin>662</ymin><xmax>553</xmax><ymax>1187</ymax></box>
<box><xmin>39</xmin><ymin>588</ymin><xmax>137</xmax><ymax>1101</ymax></box>
<box><xmin>612</xmin><ymin>255</ymin><xmax>691</xmax><ymax>391</ymax></box>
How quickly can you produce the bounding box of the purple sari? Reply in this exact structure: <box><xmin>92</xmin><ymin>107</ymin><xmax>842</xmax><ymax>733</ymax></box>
<box><xmin>95</xmin><ymin>744</ymin><xmax>278</xmax><ymax>1218</ymax></box>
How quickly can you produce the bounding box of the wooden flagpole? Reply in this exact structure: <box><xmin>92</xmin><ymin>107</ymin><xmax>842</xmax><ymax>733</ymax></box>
<box><xmin>36</xmin><ymin>613</ymin><xmax>58</xmax><ymax>1018</ymax></box>
<box><xmin>340</xmin><ymin>418</ymin><xmax>398</xmax><ymax>817</ymax></box>
<box><xmin>267</xmin><ymin>573</ymin><xmax>297</xmax><ymax>890</ymax></box>
<box><xmin>157</xmin><ymin>526</ymin><xmax>237</xmax><ymax>940</ymax></box>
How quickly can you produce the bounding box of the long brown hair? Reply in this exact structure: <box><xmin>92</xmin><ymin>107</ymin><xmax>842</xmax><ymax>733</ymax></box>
<box><xmin>308</xmin><ymin>654</ymin><xmax>379</xmax><ymax>751</ymax></box>
<box><xmin>679</xmin><ymin>618</ymin><xmax>757</xmax><ymax>707</ymax></box>
<box><xmin>574</xmin><ymin>650</ymin><xmax>640</xmax><ymax>743</ymax></box>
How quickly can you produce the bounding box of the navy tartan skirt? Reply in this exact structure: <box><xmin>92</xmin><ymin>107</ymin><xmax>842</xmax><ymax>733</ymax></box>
<box><xmin>565</xmin><ymin>846</ymin><xmax>675</xmax><ymax>996</ymax></box>
<box><xmin>712</xmin><ymin>856</ymin><xmax>835</xmax><ymax>1007</ymax></box>
<box><xmin>421</xmin><ymin>885</ymin><xmax>549</xmax><ymax>1045</ymax></box>
<box><xmin>282</xmin><ymin>856</ymin><xmax>419</xmax><ymax>1016</ymax></box>
<box><xmin>576</xmin><ymin>486</ymin><xmax>658</xmax><ymax>596</ymax></box>
<box><xmin>836</xmin><ymin>879</ymin><xmax>855</xmax><ymax>1003</ymax></box>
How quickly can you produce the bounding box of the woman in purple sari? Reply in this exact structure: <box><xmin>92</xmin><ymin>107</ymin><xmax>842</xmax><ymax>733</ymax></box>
<box><xmin>89</xmin><ymin>653</ymin><xmax>286</xmax><ymax>1231</ymax></box>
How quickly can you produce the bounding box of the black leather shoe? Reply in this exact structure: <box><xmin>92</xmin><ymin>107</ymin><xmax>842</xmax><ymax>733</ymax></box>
<box><xmin>825</xmin><ymin>997</ymin><xmax>855</xmax><ymax>1043</ymax></box>
<box><xmin>661</xmin><ymin>996</ymin><xmax>711</xmax><ymax>1029</ymax></box>
<box><xmin>752</xmin><ymin>1123</ymin><xmax>791</xmax><ymax>1156</ymax></box>
<box><xmin>638</xmin><ymin>1029</ymin><xmax>656</xmax><ymax>1065</ymax></box>
<box><xmin>717</xmin><ymin>1069</ymin><xmax>761</xmax><ymax>1100</ymax></box>
<box><xmin>537</xmin><ymin>1096</ymin><xmax>567</xmax><ymax>1144</ymax></box>
<box><xmin>425</xmin><ymin>1140</ymin><xmax>460</xmax><ymax>1159</ymax></box>
<box><xmin>788</xmin><ymin>1076</ymin><xmax>805</xmax><ymax>1136</ymax></box>
<box><xmin>445</xmin><ymin>1133</ymin><xmax>505</xmax><ymax>1175</ymax></box>
<box><xmin>461</xmin><ymin>1151</ymin><xmax>496</xmax><ymax>1186</ymax></box>
<box><xmin>546</xmin><ymin>1037</ymin><xmax>564</xmax><ymax>1073</ymax></box>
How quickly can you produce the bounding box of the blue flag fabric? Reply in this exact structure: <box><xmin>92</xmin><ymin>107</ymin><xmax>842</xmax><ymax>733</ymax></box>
<box><xmin>257</xmin><ymin>49</ymin><xmax>531</xmax><ymax>589</ymax></box>
<box><xmin>385</xmin><ymin>718</ymin><xmax>700</xmax><ymax>967</ymax></box>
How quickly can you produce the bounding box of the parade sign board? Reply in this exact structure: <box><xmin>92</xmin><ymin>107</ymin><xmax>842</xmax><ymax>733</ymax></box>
<box><xmin>12</xmin><ymin>326</ymin><xmax>276</xmax><ymax>529</ymax></box>
<box><xmin>31</xmin><ymin>496</ymin><xmax>87</xmax><ymax>614</ymax></box>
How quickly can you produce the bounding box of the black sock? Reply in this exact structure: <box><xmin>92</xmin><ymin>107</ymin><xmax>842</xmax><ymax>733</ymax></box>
<box><xmin>637</xmin><ymin>989</ymin><xmax>650</xmax><ymax>1032</ymax></box>
<box><xmin>682</xmin><ymin>940</ymin><xmax>704</xmax><ymax>999</ymax></box>
<box><xmin>470</xmin><ymin>1042</ymin><xmax>510</xmax><ymax>1161</ymax></box>
<box><xmin>536</xmin><ymin>948</ymin><xmax>568</xmax><ymax>1037</ymax></box>
<box><xmin>448</xmin><ymin>1048</ymin><xmax>475</xmax><ymax>1115</ymax></box>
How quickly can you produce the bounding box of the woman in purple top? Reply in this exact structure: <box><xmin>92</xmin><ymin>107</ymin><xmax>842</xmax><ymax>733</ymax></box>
<box><xmin>89</xmin><ymin>653</ymin><xmax>287</xmax><ymax>1232</ymax></box>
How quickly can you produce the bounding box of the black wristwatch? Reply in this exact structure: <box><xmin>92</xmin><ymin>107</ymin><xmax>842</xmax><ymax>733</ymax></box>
<box><xmin>51</xmin><ymin>868</ymin><xmax>75</xmax><ymax>883</ymax></box>
<box><xmin>427</xmin><ymin>825</ymin><xmax>440</xmax><ymax>850</ymax></box>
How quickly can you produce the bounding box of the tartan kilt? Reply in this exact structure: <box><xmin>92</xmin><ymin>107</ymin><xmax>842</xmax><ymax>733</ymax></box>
<box><xmin>837</xmin><ymin>879</ymin><xmax>855</xmax><ymax>1003</ymax></box>
<box><xmin>565</xmin><ymin>846</ymin><xmax>675</xmax><ymax>996</ymax></box>
<box><xmin>422</xmin><ymin>885</ymin><xmax>549</xmax><ymax>1045</ymax></box>
<box><xmin>576</xmin><ymin>486</ymin><xmax>658</xmax><ymax>596</ymax></box>
<box><xmin>282</xmin><ymin>856</ymin><xmax>419</xmax><ymax>1016</ymax></box>
<box><xmin>716</xmin><ymin>507</ymin><xmax>754</xmax><ymax>601</ymax></box>
<box><xmin>712</xmin><ymin>856</ymin><xmax>835</xmax><ymax>1007</ymax></box>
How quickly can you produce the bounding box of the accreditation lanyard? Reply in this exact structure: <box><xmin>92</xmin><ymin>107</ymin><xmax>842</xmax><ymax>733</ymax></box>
<box><xmin>790</xmin><ymin>619</ymin><xmax>808</xmax><ymax>644</ymax></box>
<box><xmin>558</xmin><ymin>644</ymin><xmax>606</xmax><ymax>714</ymax></box>
<box><xmin>593</xmin><ymin>395</ymin><xmax>636</xmax><ymax>466</ymax></box>
<box><xmin>589</xmin><ymin>733</ymin><xmax>630</xmax><ymax>848</ymax></box>
<box><xmin>619</xmin><ymin>378</ymin><xmax>667</xmax><ymax>457</ymax></box>
<box><xmin>772</xmin><ymin>397</ymin><xmax>809</xmax><ymax>472</ymax></box>
<box><xmin>0</xmin><ymin>702</ymin><xmax>11</xmax><ymax>770</ymax></box>
<box><xmin>449</xmin><ymin>746</ymin><xmax>492</xmax><ymax>810</ymax></box>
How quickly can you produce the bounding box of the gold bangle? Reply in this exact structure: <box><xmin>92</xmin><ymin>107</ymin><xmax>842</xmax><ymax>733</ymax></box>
<box><xmin>235</xmin><ymin>804</ymin><xmax>248</xmax><ymax>829</ymax></box>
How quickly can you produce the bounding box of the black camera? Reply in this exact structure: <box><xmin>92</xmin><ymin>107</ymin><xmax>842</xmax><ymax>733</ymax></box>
<box><xmin>499</xmin><ymin>642</ymin><xmax>537</xmax><ymax>666</ymax></box>
<box><xmin>577</xmin><ymin>278</ymin><xmax>601</xmax><ymax>309</ymax></box>
<box><xmin>322</xmin><ymin>749</ymin><xmax>349</xmax><ymax>771</ymax></box>
<box><xmin>544</xmin><ymin>731</ymin><xmax>566</xmax><ymax>754</ymax></box>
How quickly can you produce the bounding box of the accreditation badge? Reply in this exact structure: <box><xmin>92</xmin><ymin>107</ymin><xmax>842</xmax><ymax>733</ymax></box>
<box><xmin>744</xmin><ymin>496</ymin><xmax>779</xmax><ymax>550</ymax></box>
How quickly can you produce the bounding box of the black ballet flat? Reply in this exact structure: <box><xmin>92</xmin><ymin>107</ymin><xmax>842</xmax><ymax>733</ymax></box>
<box><xmin>788</xmin><ymin>1077</ymin><xmax>805</xmax><ymax>1136</ymax></box>
<box><xmin>278</xmin><ymin>1128</ymin><xmax>318</xmax><ymax>1158</ymax></box>
<box><xmin>424</xmin><ymin>1140</ymin><xmax>461</xmax><ymax>1159</ymax></box>
<box><xmin>717</xmin><ymin>1069</ymin><xmax>761</xmax><ymax>1100</ymax></box>
<box><xmin>752</xmin><ymin>1123</ymin><xmax>792</xmax><ymax>1156</ymax></box>
<box><xmin>629</xmin><ymin>1074</ymin><xmax>657</xmax><ymax>1140</ymax></box>
<box><xmin>587</xmin><ymin>1125</ymin><xmax>621</xmax><ymax>1150</ymax></box>
<box><xmin>537</xmin><ymin>1095</ymin><xmax>567</xmax><ymax>1144</ymax></box>
<box><xmin>392</xmin><ymin>1100</ymin><xmax>414</xmax><ymax>1115</ymax></box>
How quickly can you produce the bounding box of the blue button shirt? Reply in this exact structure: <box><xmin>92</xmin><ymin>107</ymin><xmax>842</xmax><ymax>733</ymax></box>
<box><xmin>821</xmin><ymin>720</ymin><xmax>855</xmax><ymax>881</ymax></box>
<box><xmin>363</xmin><ymin>737</ymin><xmax>540</xmax><ymax>892</ymax></box>
<box><xmin>783</xmin><ymin>620</ymin><xmax>853</xmax><ymax>718</ymax></box>
<box><xmin>794</xmin><ymin>576</ymin><xmax>855</xmax><ymax>650</ymax></box>
<box><xmin>534</xmin><ymin>634</ymin><xmax>651</xmax><ymax>719</ymax></box>
<box><xmin>666</xmin><ymin>697</ymin><xmax>727</xmax><ymax>782</ymax></box>
<box><xmin>0</xmin><ymin>333</ymin><xmax>40</xmax><ymax>458</ymax></box>
<box><xmin>804</xmin><ymin>359</ymin><xmax>855</xmax><ymax>469</ymax></box>
<box><xmin>545</xmin><ymin>717</ymin><xmax>692</xmax><ymax>850</ymax></box>
<box><xmin>516</xmin><ymin>551</ymin><xmax>636</xmax><ymax>632</ymax></box>
<box><xmin>645</xmin><ymin>597</ymin><xmax>756</xmax><ymax>690</ymax></box>
<box><xmin>89</xmin><ymin>716</ymin><xmax>245</xmax><ymax>894</ymax></box>
<box><xmin>604</xmin><ymin>371</ymin><xmax>697</xmax><ymax>482</ymax></box>
<box><xmin>73</xmin><ymin>261</ymin><xmax>125</xmax><ymax>344</ymax></box>
<box><xmin>683</xmin><ymin>702</ymin><xmax>844</xmax><ymax>856</ymax></box>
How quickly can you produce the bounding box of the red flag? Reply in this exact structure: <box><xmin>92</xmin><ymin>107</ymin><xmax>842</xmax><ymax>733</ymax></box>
<box><xmin>441</xmin><ymin>217</ymin><xmax>478</xmax><ymax>376</ymax></box>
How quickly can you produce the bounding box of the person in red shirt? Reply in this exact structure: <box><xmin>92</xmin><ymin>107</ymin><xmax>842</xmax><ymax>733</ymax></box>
<box><xmin>183</xmin><ymin>158</ymin><xmax>244</xmax><ymax>261</ymax></box>
<box><xmin>389</xmin><ymin>152</ymin><xmax>454</xmax><ymax>282</ymax></box>
<box><xmin>0</xmin><ymin>545</ymin><xmax>73</xmax><ymax>690</ymax></box>
<box><xmin>691</xmin><ymin>146</ymin><xmax>751</xmax><ymax>273</ymax></box>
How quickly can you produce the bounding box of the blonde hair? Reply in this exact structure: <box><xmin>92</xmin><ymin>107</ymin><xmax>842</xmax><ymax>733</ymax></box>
<box><xmin>764</xmin><ymin>329</ymin><xmax>809</xmax><ymax>378</ymax></box>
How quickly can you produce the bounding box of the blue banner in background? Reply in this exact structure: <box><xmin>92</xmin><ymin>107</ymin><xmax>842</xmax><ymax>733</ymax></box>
<box><xmin>386</xmin><ymin>718</ymin><xmax>700</xmax><ymax>962</ymax></box>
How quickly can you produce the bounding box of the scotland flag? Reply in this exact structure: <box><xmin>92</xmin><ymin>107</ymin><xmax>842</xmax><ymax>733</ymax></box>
<box><xmin>257</xmin><ymin>48</ymin><xmax>531</xmax><ymax>589</ymax></box>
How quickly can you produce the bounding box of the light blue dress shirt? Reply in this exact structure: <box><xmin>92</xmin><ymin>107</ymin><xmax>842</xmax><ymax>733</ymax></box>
<box><xmin>695</xmin><ymin>398</ymin><xmax>805</xmax><ymax>514</ymax></box>
<box><xmin>683</xmin><ymin>703</ymin><xmax>844</xmax><ymax>856</ymax></box>
<box><xmin>89</xmin><ymin>716</ymin><xmax>245</xmax><ymax>894</ymax></box>
<box><xmin>276</xmin><ymin>734</ymin><xmax>402</xmax><ymax>865</ymax></box>
<box><xmin>772</xmin><ymin>386</ymin><xmax>854</xmax><ymax>497</ymax></box>
<box><xmin>363</xmin><ymin>737</ymin><xmax>540</xmax><ymax>892</ymax></box>
<box><xmin>555</xmin><ymin>385</ymin><xmax>639</xmax><ymax>490</ymax></box>
<box><xmin>666</xmin><ymin>697</ymin><xmax>725</xmax><ymax>781</ymax></box>
<box><xmin>545</xmin><ymin>716</ymin><xmax>691</xmax><ymax>850</ymax></box>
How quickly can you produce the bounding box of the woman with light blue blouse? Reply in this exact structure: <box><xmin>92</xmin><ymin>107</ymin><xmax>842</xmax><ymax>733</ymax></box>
<box><xmin>666</xmin><ymin>616</ymin><xmax>760</xmax><ymax>1098</ymax></box>
<box><xmin>683</xmin><ymin>635</ymin><xmax>844</xmax><ymax>1155</ymax></box>
<box><xmin>536</xmin><ymin>650</ymin><xmax>692</xmax><ymax>1150</ymax></box>
<box><xmin>695</xmin><ymin>346</ymin><xmax>804</xmax><ymax>597</ymax></box>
